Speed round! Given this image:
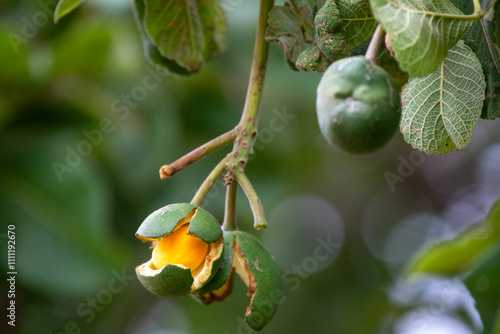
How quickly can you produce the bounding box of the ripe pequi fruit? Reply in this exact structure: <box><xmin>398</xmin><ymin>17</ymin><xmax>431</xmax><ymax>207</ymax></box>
<box><xmin>135</xmin><ymin>203</ymin><xmax>224</xmax><ymax>297</ymax></box>
<box><xmin>316</xmin><ymin>56</ymin><xmax>401</xmax><ymax>154</ymax></box>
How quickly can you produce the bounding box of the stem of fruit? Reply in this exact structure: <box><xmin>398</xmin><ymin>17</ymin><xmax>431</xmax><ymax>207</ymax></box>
<box><xmin>190</xmin><ymin>0</ymin><xmax>274</xmax><ymax>214</ymax></box>
<box><xmin>220</xmin><ymin>0</ymin><xmax>273</xmax><ymax>229</ymax></box>
<box><xmin>234</xmin><ymin>169</ymin><xmax>267</xmax><ymax>230</ymax></box>
<box><xmin>365</xmin><ymin>25</ymin><xmax>385</xmax><ymax>63</ymax></box>
<box><xmin>159</xmin><ymin>129</ymin><xmax>236</xmax><ymax>179</ymax></box>
<box><xmin>222</xmin><ymin>181</ymin><xmax>237</xmax><ymax>231</ymax></box>
<box><xmin>191</xmin><ymin>157</ymin><xmax>229</xmax><ymax>207</ymax></box>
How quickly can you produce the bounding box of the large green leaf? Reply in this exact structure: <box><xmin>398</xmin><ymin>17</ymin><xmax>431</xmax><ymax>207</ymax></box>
<box><xmin>142</xmin><ymin>0</ymin><xmax>226</xmax><ymax>73</ymax></box>
<box><xmin>338</xmin><ymin>0</ymin><xmax>377</xmax><ymax>49</ymax></box>
<box><xmin>370</xmin><ymin>0</ymin><xmax>478</xmax><ymax>77</ymax></box>
<box><xmin>462</xmin><ymin>0</ymin><xmax>500</xmax><ymax>119</ymax></box>
<box><xmin>54</xmin><ymin>0</ymin><xmax>86</xmax><ymax>23</ymax></box>
<box><xmin>400</xmin><ymin>41</ymin><xmax>485</xmax><ymax>154</ymax></box>
<box><xmin>404</xmin><ymin>198</ymin><xmax>500</xmax><ymax>276</ymax></box>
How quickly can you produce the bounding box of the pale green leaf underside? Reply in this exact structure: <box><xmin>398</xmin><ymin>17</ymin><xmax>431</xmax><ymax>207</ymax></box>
<box><xmin>400</xmin><ymin>41</ymin><xmax>485</xmax><ymax>154</ymax></box>
<box><xmin>54</xmin><ymin>0</ymin><xmax>86</xmax><ymax>23</ymax></box>
<box><xmin>371</xmin><ymin>0</ymin><xmax>474</xmax><ymax>77</ymax></box>
<box><xmin>338</xmin><ymin>0</ymin><xmax>377</xmax><ymax>50</ymax></box>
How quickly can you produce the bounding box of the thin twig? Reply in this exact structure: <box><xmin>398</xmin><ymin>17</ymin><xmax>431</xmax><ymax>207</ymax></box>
<box><xmin>159</xmin><ymin>129</ymin><xmax>236</xmax><ymax>179</ymax></box>
<box><xmin>234</xmin><ymin>169</ymin><xmax>267</xmax><ymax>230</ymax></box>
<box><xmin>191</xmin><ymin>157</ymin><xmax>229</xmax><ymax>207</ymax></box>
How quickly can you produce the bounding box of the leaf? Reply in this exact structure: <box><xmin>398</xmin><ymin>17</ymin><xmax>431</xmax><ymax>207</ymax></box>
<box><xmin>462</xmin><ymin>0</ymin><xmax>500</xmax><ymax>119</ymax></box>
<box><xmin>265</xmin><ymin>2</ymin><xmax>315</xmax><ymax>71</ymax></box>
<box><xmin>54</xmin><ymin>0</ymin><xmax>85</xmax><ymax>23</ymax></box>
<box><xmin>314</xmin><ymin>0</ymin><xmax>349</xmax><ymax>59</ymax></box>
<box><xmin>370</xmin><ymin>0</ymin><xmax>477</xmax><ymax>77</ymax></box>
<box><xmin>404</xmin><ymin>198</ymin><xmax>500</xmax><ymax>276</ymax></box>
<box><xmin>133</xmin><ymin>0</ymin><xmax>193</xmax><ymax>76</ymax></box>
<box><xmin>141</xmin><ymin>0</ymin><xmax>226</xmax><ymax>73</ymax></box>
<box><xmin>400</xmin><ymin>41</ymin><xmax>486</xmax><ymax>154</ymax></box>
<box><xmin>376</xmin><ymin>49</ymin><xmax>409</xmax><ymax>90</ymax></box>
<box><xmin>296</xmin><ymin>44</ymin><xmax>332</xmax><ymax>71</ymax></box>
<box><xmin>267</xmin><ymin>0</ymin><xmax>362</xmax><ymax>72</ymax></box>
<box><xmin>198</xmin><ymin>0</ymin><xmax>226</xmax><ymax>60</ymax></box>
<box><xmin>337</xmin><ymin>0</ymin><xmax>377</xmax><ymax>50</ymax></box>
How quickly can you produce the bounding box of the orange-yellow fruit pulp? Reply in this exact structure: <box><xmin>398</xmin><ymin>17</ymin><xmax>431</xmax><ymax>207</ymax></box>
<box><xmin>152</xmin><ymin>224</ymin><xmax>209</xmax><ymax>270</ymax></box>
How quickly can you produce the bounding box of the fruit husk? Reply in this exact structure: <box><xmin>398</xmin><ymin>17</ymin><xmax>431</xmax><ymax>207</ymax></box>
<box><xmin>193</xmin><ymin>231</ymin><xmax>283</xmax><ymax>331</ymax></box>
<box><xmin>233</xmin><ymin>231</ymin><xmax>283</xmax><ymax>331</ymax></box>
<box><xmin>192</xmin><ymin>231</ymin><xmax>235</xmax><ymax>302</ymax></box>
<box><xmin>136</xmin><ymin>203</ymin><xmax>222</xmax><ymax>244</ymax></box>
<box><xmin>136</xmin><ymin>203</ymin><xmax>195</xmax><ymax>241</ymax></box>
<box><xmin>136</xmin><ymin>262</ymin><xmax>193</xmax><ymax>297</ymax></box>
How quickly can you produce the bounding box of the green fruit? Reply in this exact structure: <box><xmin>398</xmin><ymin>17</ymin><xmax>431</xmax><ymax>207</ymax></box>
<box><xmin>316</xmin><ymin>56</ymin><xmax>401</xmax><ymax>154</ymax></box>
<box><xmin>192</xmin><ymin>231</ymin><xmax>282</xmax><ymax>332</ymax></box>
<box><xmin>135</xmin><ymin>203</ymin><xmax>223</xmax><ymax>297</ymax></box>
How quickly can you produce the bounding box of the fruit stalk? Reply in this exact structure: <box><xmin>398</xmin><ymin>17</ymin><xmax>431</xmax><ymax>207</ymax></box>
<box><xmin>365</xmin><ymin>25</ymin><xmax>384</xmax><ymax>62</ymax></box>
<box><xmin>191</xmin><ymin>157</ymin><xmax>230</xmax><ymax>207</ymax></box>
<box><xmin>222</xmin><ymin>181</ymin><xmax>238</xmax><ymax>231</ymax></box>
<box><xmin>234</xmin><ymin>169</ymin><xmax>267</xmax><ymax>230</ymax></box>
<box><xmin>227</xmin><ymin>0</ymin><xmax>275</xmax><ymax>170</ymax></box>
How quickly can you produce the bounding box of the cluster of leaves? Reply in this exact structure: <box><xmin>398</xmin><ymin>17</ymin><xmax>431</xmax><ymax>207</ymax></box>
<box><xmin>266</xmin><ymin>0</ymin><xmax>500</xmax><ymax>155</ymax></box>
<box><xmin>377</xmin><ymin>0</ymin><xmax>500</xmax><ymax>154</ymax></box>
<box><xmin>265</xmin><ymin>0</ymin><xmax>376</xmax><ymax>71</ymax></box>
<box><xmin>56</xmin><ymin>0</ymin><xmax>500</xmax><ymax>155</ymax></box>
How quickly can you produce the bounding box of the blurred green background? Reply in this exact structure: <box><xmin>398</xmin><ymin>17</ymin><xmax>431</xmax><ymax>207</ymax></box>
<box><xmin>1</xmin><ymin>1</ymin><xmax>500</xmax><ymax>333</ymax></box>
